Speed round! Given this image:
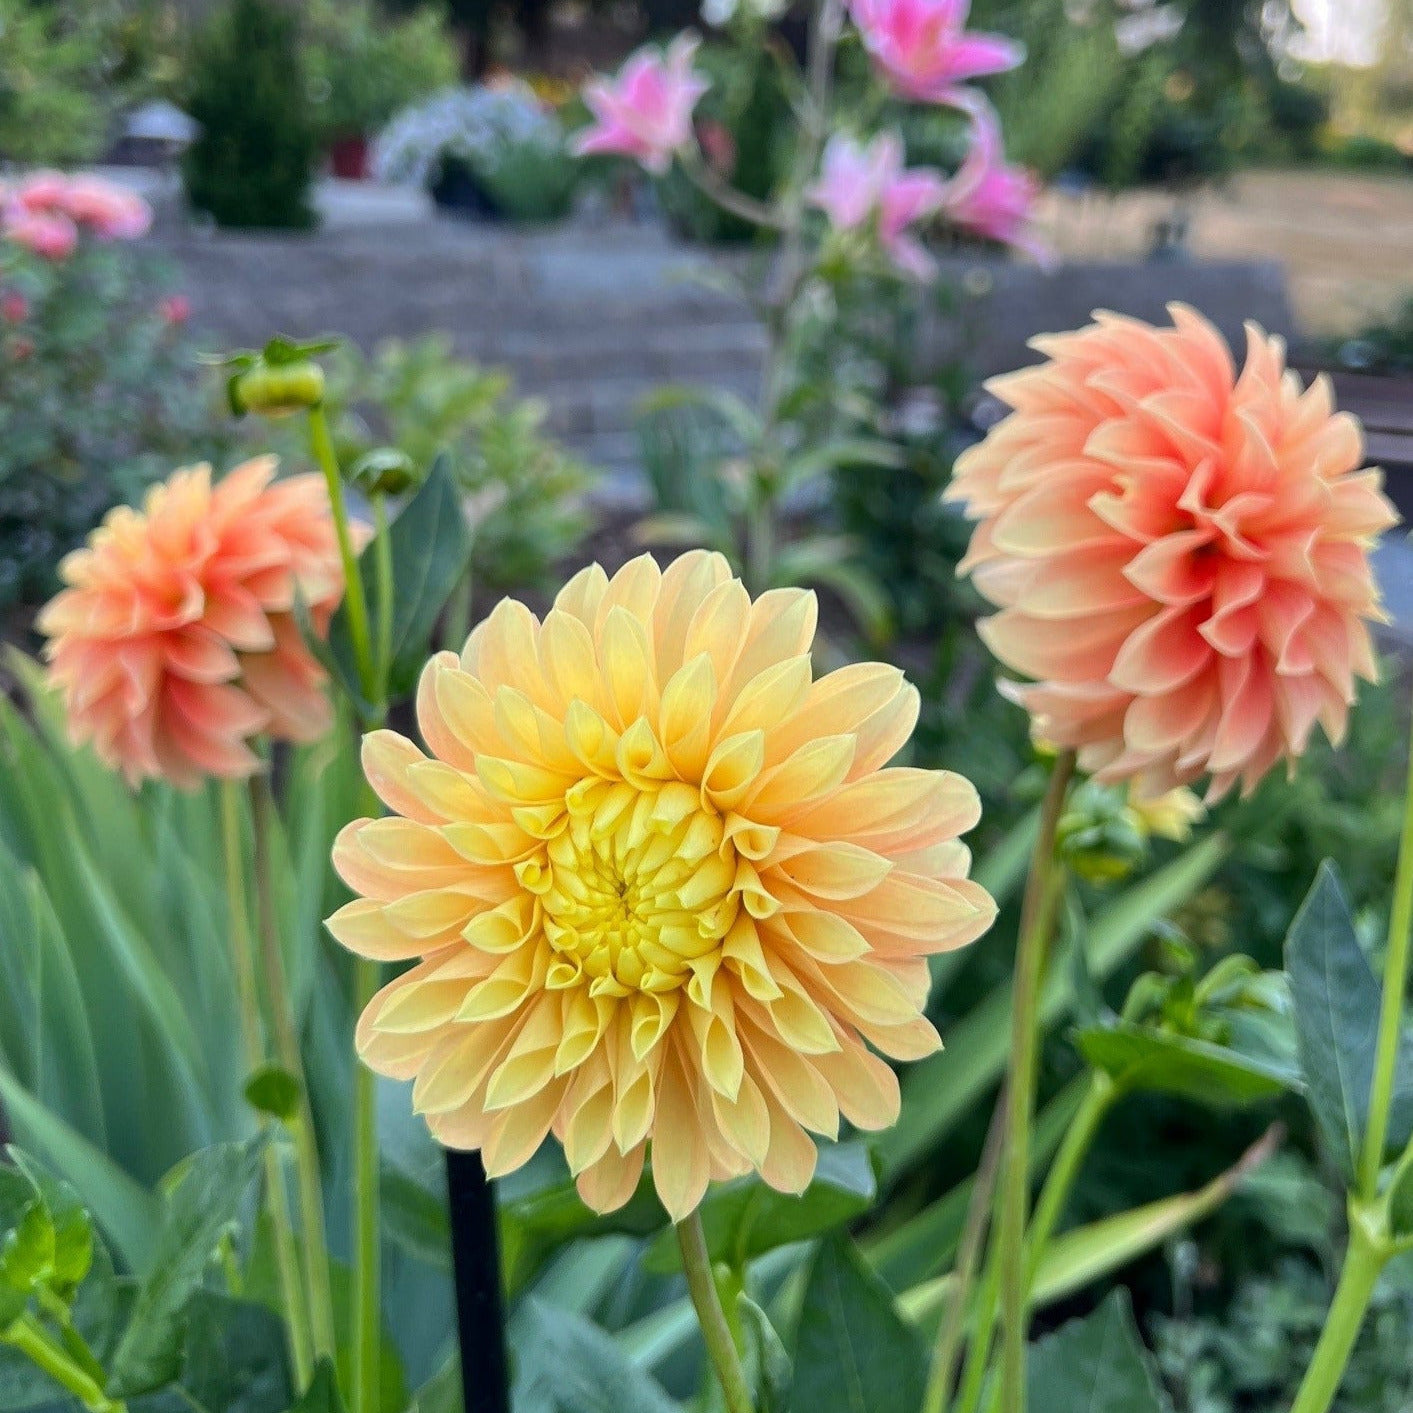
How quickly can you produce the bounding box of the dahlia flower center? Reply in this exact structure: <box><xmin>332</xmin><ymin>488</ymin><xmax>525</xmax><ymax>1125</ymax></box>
<box><xmin>533</xmin><ymin>779</ymin><xmax>737</xmax><ymax>998</ymax></box>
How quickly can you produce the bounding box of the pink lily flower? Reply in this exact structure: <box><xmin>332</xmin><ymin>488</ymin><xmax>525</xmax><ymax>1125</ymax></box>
<box><xmin>809</xmin><ymin>132</ymin><xmax>947</xmax><ymax>279</ymax></box>
<box><xmin>849</xmin><ymin>0</ymin><xmax>1022</xmax><ymax>106</ymax></box>
<box><xmin>572</xmin><ymin>35</ymin><xmax>711</xmax><ymax>175</ymax></box>
<box><xmin>943</xmin><ymin>100</ymin><xmax>1049</xmax><ymax>262</ymax></box>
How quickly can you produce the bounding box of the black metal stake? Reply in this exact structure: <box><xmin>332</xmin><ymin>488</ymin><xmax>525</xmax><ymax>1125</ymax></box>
<box><xmin>446</xmin><ymin>1149</ymin><xmax>511</xmax><ymax>1413</ymax></box>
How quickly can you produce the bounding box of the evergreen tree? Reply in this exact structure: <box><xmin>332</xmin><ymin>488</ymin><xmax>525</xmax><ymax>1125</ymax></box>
<box><xmin>182</xmin><ymin>0</ymin><xmax>318</xmax><ymax>230</ymax></box>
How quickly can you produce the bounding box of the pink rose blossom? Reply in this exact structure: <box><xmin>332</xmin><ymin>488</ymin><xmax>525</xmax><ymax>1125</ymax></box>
<box><xmin>943</xmin><ymin>100</ymin><xmax>1048</xmax><ymax>262</ymax></box>
<box><xmin>159</xmin><ymin>294</ymin><xmax>192</xmax><ymax>326</ymax></box>
<box><xmin>808</xmin><ymin>132</ymin><xmax>947</xmax><ymax>279</ymax></box>
<box><xmin>62</xmin><ymin>177</ymin><xmax>152</xmax><ymax>241</ymax></box>
<box><xmin>849</xmin><ymin>0</ymin><xmax>1022</xmax><ymax>106</ymax></box>
<box><xmin>4</xmin><ymin>172</ymin><xmax>151</xmax><ymax>246</ymax></box>
<box><xmin>6</xmin><ymin>210</ymin><xmax>78</xmax><ymax>261</ymax></box>
<box><xmin>572</xmin><ymin>35</ymin><xmax>710</xmax><ymax>175</ymax></box>
<box><xmin>1</xmin><ymin>293</ymin><xmax>28</xmax><ymax>323</ymax></box>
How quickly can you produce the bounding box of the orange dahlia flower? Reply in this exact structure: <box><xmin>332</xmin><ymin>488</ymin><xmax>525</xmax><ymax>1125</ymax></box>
<box><xmin>328</xmin><ymin>551</ymin><xmax>994</xmax><ymax>1219</ymax></box>
<box><xmin>39</xmin><ymin>457</ymin><xmax>346</xmax><ymax>788</ymax></box>
<box><xmin>947</xmin><ymin>304</ymin><xmax>1398</xmax><ymax>800</ymax></box>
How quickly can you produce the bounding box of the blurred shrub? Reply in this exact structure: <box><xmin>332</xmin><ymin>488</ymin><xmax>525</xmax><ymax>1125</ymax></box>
<box><xmin>0</xmin><ymin>244</ymin><xmax>224</xmax><ymax>610</ymax></box>
<box><xmin>656</xmin><ymin>42</ymin><xmax>792</xmax><ymax>244</ymax></box>
<box><xmin>182</xmin><ymin>0</ymin><xmax>319</xmax><ymax>230</ymax></box>
<box><xmin>1327</xmin><ymin>296</ymin><xmax>1413</xmax><ymax>376</ymax></box>
<box><xmin>0</xmin><ymin>0</ymin><xmax>111</xmax><ymax>165</ymax></box>
<box><xmin>1318</xmin><ymin>132</ymin><xmax>1413</xmax><ymax>173</ymax></box>
<box><xmin>304</xmin><ymin>0</ymin><xmax>459</xmax><ymax>143</ymax></box>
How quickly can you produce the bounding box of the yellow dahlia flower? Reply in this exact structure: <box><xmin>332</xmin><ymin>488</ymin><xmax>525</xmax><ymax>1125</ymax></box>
<box><xmin>327</xmin><ymin>552</ymin><xmax>994</xmax><ymax>1219</ymax></box>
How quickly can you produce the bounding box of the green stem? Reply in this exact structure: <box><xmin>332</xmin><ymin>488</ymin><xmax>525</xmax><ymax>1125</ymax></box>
<box><xmin>220</xmin><ymin>781</ymin><xmax>313</xmax><ymax>1387</ymax></box>
<box><xmin>2</xmin><ymin>1314</ymin><xmax>124</xmax><ymax>1413</ymax></box>
<box><xmin>1359</xmin><ymin>696</ymin><xmax>1413</xmax><ymax>1199</ymax></box>
<box><xmin>308</xmin><ymin>401</ymin><xmax>376</xmax><ymax>702</ymax></box>
<box><xmin>995</xmin><ymin>750</ymin><xmax>1076</xmax><ymax>1413</ymax></box>
<box><xmin>372</xmin><ymin>494</ymin><xmax>394</xmax><ymax>705</ymax></box>
<box><xmin>1290</xmin><ymin>1206</ymin><xmax>1387</xmax><ymax>1413</ymax></box>
<box><xmin>922</xmin><ymin>1092</ymin><xmax>1008</xmax><ymax>1413</ymax></box>
<box><xmin>352</xmin><ymin>953</ymin><xmax>382</xmax><ymax>1413</ymax></box>
<box><xmin>954</xmin><ymin>1236</ymin><xmax>1003</xmax><ymax>1413</ymax></box>
<box><xmin>676</xmin><ymin>1211</ymin><xmax>755</xmax><ymax>1413</ymax></box>
<box><xmin>249</xmin><ymin>777</ymin><xmax>338</xmax><ymax>1368</ymax></box>
<box><xmin>1023</xmin><ymin>1073</ymin><xmax>1117</xmax><ymax>1288</ymax></box>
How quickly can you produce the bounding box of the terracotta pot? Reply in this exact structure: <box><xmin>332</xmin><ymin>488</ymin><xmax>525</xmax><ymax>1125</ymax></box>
<box><xmin>329</xmin><ymin>133</ymin><xmax>370</xmax><ymax>181</ymax></box>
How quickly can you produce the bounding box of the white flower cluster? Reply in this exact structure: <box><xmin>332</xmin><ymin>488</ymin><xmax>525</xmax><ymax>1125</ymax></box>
<box><xmin>373</xmin><ymin>84</ymin><xmax>565</xmax><ymax>187</ymax></box>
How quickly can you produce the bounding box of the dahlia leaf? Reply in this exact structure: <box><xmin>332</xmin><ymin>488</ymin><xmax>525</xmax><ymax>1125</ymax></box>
<box><xmin>108</xmin><ymin>1136</ymin><xmax>266</xmax><ymax>1396</ymax></box>
<box><xmin>788</xmin><ymin>1235</ymin><xmax>925</xmax><ymax>1413</ymax></box>
<box><xmin>168</xmin><ymin>1292</ymin><xmax>294</xmax><ymax>1413</ymax></box>
<box><xmin>1286</xmin><ymin>861</ymin><xmax>1413</xmax><ymax>1176</ymax></box>
<box><xmin>1073</xmin><ymin>1024</ymin><xmax>1299</xmax><ymax>1108</ymax></box>
<box><xmin>288</xmin><ymin>1358</ymin><xmax>346</xmax><ymax>1413</ymax></box>
<box><xmin>738</xmin><ymin>1294</ymin><xmax>791</xmax><ymax>1413</ymax></box>
<box><xmin>1026</xmin><ymin>1289</ymin><xmax>1168</xmax><ymax>1413</ymax></box>
<box><xmin>511</xmin><ymin>1298</ymin><xmax>682</xmax><ymax>1413</ymax></box>
<box><xmin>327</xmin><ymin>453</ymin><xmax>473</xmax><ymax>704</ymax></box>
<box><xmin>244</xmin><ymin>1065</ymin><xmax>302</xmax><ymax>1124</ymax></box>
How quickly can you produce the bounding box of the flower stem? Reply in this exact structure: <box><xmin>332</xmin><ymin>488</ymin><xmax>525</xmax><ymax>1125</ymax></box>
<box><xmin>2</xmin><ymin>1314</ymin><xmax>125</xmax><ymax>1413</ymax></box>
<box><xmin>249</xmin><ymin>776</ymin><xmax>338</xmax><ymax>1367</ymax></box>
<box><xmin>1290</xmin><ymin>1205</ymin><xmax>1386</xmax><ymax>1413</ymax></box>
<box><xmin>1023</xmin><ymin>1072</ymin><xmax>1116</xmax><ymax>1287</ymax></box>
<box><xmin>676</xmin><ymin>1210</ymin><xmax>755</xmax><ymax>1413</ymax></box>
<box><xmin>995</xmin><ymin>750</ymin><xmax>1076</xmax><ymax>1413</ymax></box>
<box><xmin>307</xmin><ymin>398</ymin><xmax>384</xmax><ymax>1412</ymax></box>
<box><xmin>372</xmin><ymin>493</ymin><xmax>394</xmax><ymax>705</ymax></box>
<box><xmin>220</xmin><ymin>781</ymin><xmax>313</xmax><ymax>1386</ymax></box>
<box><xmin>1359</xmin><ymin>693</ymin><xmax>1413</xmax><ymax>1200</ymax></box>
<box><xmin>352</xmin><ymin>952</ymin><xmax>382</xmax><ymax>1413</ymax></box>
<box><xmin>308</xmin><ymin>401</ymin><xmax>376</xmax><ymax>704</ymax></box>
<box><xmin>922</xmin><ymin>1092</ymin><xmax>1008</xmax><ymax>1413</ymax></box>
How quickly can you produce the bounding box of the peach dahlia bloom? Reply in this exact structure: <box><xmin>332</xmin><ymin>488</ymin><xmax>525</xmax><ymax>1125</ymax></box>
<box><xmin>947</xmin><ymin>305</ymin><xmax>1398</xmax><ymax>800</ymax></box>
<box><xmin>39</xmin><ymin>458</ymin><xmax>346</xmax><ymax>788</ymax></box>
<box><xmin>328</xmin><ymin>551</ymin><xmax>994</xmax><ymax>1219</ymax></box>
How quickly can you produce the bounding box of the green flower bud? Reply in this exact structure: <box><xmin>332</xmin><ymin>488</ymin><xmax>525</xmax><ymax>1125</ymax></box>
<box><xmin>228</xmin><ymin>361</ymin><xmax>325</xmax><ymax>417</ymax></box>
<box><xmin>351</xmin><ymin>448</ymin><xmax>421</xmax><ymax>498</ymax></box>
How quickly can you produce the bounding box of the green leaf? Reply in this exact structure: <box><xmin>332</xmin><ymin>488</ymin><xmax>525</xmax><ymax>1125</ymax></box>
<box><xmin>899</xmin><ymin>1128</ymin><xmax>1280</xmax><ymax>1332</ymax></box>
<box><xmin>510</xmin><ymin>1298</ymin><xmax>683</xmax><ymax>1413</ymax></box>
<box><xmin>109</xmin><ymin>1138</ymin><xmax>266</xmax><ymax>1397</ymax></box>
<box><xmin>289</xmin><ymin>1358</ymin><xmax>347</xmax><ymax>1413</ymax></box>
<box><xmin>380</xmin><ymin>1165</ymin><xmax>449</xmax><ymax>1270</ymax></box>
<box><xmin>1285</xmin><ymin>861</ymin><xmax>1413</xmax><ymax>1175</ymax></box>
<box><xmin>644</xmin><ymin>1143</ymin><xmax>874</xmax><ymax>1274</ymax></box>
<box><xmin>1387</xmin><ymin>1148</ymin><xmax>1413</xmax><ymax>1242</ymax></box>
<box><xmin>788</xmin><ymin>1236</ymin><xmax>926</xmax><ymax>1413</ymax></box>
<box><xmin>177</xmin><ymin>1292</ymin><xmax>293</xmax><ymax>1413</ymax></box>
<box><xmin>328</xmin><ymin>454</ymin><xmax>473</xmax><ymax>702</ymax></box>
<box><xmin>880</xmin><ymin>832</ymin><xmax>1231</xmax><ymax>1180</ymax></box>
<box><xmin>0</xmin><ymin>1198</ymin><xmax>54</xmax><ymax>1299</ymax></box>
<box><xmin>738</xmin><ymin>1294</ymin><xmax>791</xmax><ymax>1413</ymax></box>
<box><xmin>244</xmin><ymin>1066</ymin><xmax>302</xmax><ymax>1125</ymax></box>
<box><xmin>1026</xmin><ymin>1289</ymin><xmax>1168</xmax><ymax>1413</ymax></box>
<box><xmin>1074</xmin><ymin>1024</ymin><xmax>1299</xmax><ymax>1108</ymax></box>
<box><xmin>0</xmin><ymin>1066</ymin><xmax>161</xmax><ymax>1274</ymax></box>
<box><xmin>499</xmin><ymin>1165</ymin><xmax>664</xmax><ymax>1301</ymax></box>
<box><xmin>407</xmin><ymin>1357</ymin><xmax>463</xmax><ymax>1413</ymax></box>
<box><xmin>6</xmin><ymin>1150</ymin><xmax>92</xmax><ymax>1293</ymax></box>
